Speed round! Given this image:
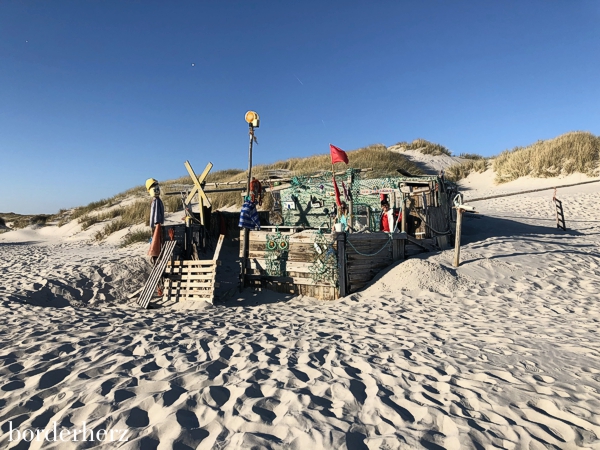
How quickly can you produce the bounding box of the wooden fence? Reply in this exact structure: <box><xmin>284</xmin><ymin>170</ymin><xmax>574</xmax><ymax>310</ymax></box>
<box><xmin>241</xmin><ymin>229</ymin><xmax>407</xmax><ymax>300</ymax></box>
<box><xmin>241</xmin><ymin>229</ymin><xmax>339</xmax><ymax>300</ymax></box>
<box><xmin>339</xmin><ymin>232</ymin><xmax>406</xmax><ymax>296</ymax></box>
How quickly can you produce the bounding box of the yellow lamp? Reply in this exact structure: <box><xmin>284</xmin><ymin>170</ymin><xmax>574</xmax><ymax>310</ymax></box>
<box><xmin>245</xmin><ymin>110</ymin><xmax>260</xmax><ymax>128</ymax></box>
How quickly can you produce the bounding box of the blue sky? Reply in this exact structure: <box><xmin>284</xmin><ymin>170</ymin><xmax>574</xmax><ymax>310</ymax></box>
<box><xmin>1</xmin><ymin>1</ymin><xmax>599</xmax><ymax>214</ymax></box>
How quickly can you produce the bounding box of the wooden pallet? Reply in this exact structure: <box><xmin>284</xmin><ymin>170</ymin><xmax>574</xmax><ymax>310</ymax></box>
<box><xmin>163</xmin><ymin>235</ymin><xmax>224</xmax><ymax>304</ymax></box>
<box><xmin>137</xmin><ymin>240</ymin><xmax>177</xmax><ymax>309</ymax></box>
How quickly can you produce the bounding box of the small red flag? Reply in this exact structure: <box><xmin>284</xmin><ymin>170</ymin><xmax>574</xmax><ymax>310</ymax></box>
<box><xmin>332</xmin><ymin>177</ymin><xmax>342</xmax><ymax>207</ymax></box>
<box><xmin>330</xmin><ymin>144</ymin><xmax>349</xmax><ymax>165</ymax></box>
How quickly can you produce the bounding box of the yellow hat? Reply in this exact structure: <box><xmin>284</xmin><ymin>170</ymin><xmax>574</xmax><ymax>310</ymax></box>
<box><xmin>145</xmin><ymin>178</ymin><xmax>158</xmax><ymax>191</ymax></box>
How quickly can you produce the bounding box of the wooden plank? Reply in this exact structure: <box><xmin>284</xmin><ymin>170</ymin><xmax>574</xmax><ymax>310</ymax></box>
<box><xmin>400</xmin><ymin>185</ymin><xmax>431</xmax><ymax>194</ymax></box>
<box><xmin>213</xmin><ymin>234</ymin><xmax>225</xmax><ymax>260</ymax></box>
<box><xmin>169</xmin><ymin>267</ymin><xmax>217</xmax><ymax>275</ymax></box>
<box><xmin>247</xmin><ymin>259</ymin><xmax>315</xmax><ymax>274</ymax></box>
<box><xmin>167</xmin><ymin>280</ymin><xmax>215</xmax><ymax>288</ymax></box>
<box><xmin>128</xmin><ymin>287</ymin><xmax>143</xmax><ymax>299</ymax></box>
<box><xmin>349</xmin><ymin>272</ymin><xmax>382</xmax><ymax>282</ymax></box>
<box><xmin>346</xmin><ymin>233</ymin><xmax>394</xmax><ymax>242</ymax></box>
<box><xmin>168</xmin><ymin>260</ymin><xmax>218</xmax><ymax>267</ymax></box>
<box><xmin>347</xmin><ymin>261</ymin><xmax>391</xmax><ymax>270</ymax></box>
<box><xmin>246</xmin><ymin>251</ymin><xmax>315</xmax><ymax>263</ymax></box>
<box><xmin>406</xmin><ymin>234</ymin><xmax>434</xmax><ymax>251</ymax></box>
<box><xmin>245</xmin><ymin>274</ymin><xmax>334</xmax><ymax>287</ymax></box>
<box><xmin>337</xmin><ymin>232</ymin><xmax>347</xmax><ymax>297</ymax></box>
<box><xmin>168</xmin><ymin>273</ymin><xmax>215</xmax><ymax>281</ymax></box>
<box><xmin>453</xmin><ymin>208</ymin><xmax>463</xmax><ymax>267</ymax></box>
<box><xmin>247</xmin><ymin>241</ymin><xmax>330</xmax><ymax>253</ymax></box>
<box><xmin>346</xmin><ymin>250</ymin><xmax>391</xmax><ymax>258</ymax></box>
<box><xmin>138</xmin><ymin>240</ymin><xmax>177</xmax><ymax>309</ymax></box>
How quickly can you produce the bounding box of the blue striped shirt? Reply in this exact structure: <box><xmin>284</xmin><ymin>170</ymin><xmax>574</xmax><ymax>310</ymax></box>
<box><xmin>239</xmin><ymin>201</ymin><xmax>260</xmax><ymax>230</ymax></box>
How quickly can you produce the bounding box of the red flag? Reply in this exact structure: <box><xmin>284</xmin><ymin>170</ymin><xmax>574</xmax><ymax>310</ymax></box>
<box><xmin>332</xmin><ymin>177</ymin><xmax>342</xmax><ymax>207</ymax></box>
<box><xmin>330</xmin><ymin>144</ymin><xmax>349</xmax><ymax>165</ymax></box>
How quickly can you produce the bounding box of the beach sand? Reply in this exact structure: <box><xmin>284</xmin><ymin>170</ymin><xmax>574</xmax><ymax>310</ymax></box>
<box><xmin>1</xmin><ymin>173</ymin><xmax>600</xmax><ymax>449</ymax></box>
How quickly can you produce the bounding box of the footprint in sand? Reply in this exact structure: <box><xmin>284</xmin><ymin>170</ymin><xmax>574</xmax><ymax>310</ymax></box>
<box><xmin>521</xmin><ymin>360</ymin><xmax>542</xmax><ymax>373</ymax></box>
<box><xmin>532</xmin><ymin>374</ymin><xmax>555</xmax><ymax>383</ymax></box>
<box><xmin>125</xmin><ymin>407</ymin><xmax>149</xmax><ymax>428</ymax></box>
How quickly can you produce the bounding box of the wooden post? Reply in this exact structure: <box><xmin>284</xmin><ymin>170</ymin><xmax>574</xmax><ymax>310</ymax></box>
<box><xmin>336</xmin><ymin>232</ymin><xmax>347</xmax><ymax>297</ymax></box>
<box><xmin>240</xmin><ymin>228</ymin><xmax>249</xmax><ymax>290</ymax></box>
<box><xmin>554</xmin><ymin>198</ymin><xmax>566</xmax><ymax>230</ymax></box>
<box><xmin>347</xmin><ymin>170</ymin><xmax>354</xmax><ymax>232</ymax></box>
<box><xmin>185</xmin><ymin>216</ymin><xmax>192</xmax><ymax>260</ymax></box>
<box><xmin>401</xmin><ymin>195</ymin><xmax>407</xmax><ymax>233</ymax></box>
<box><xmin>240</xmin><ymin>125</ymin><xmax>255</xmax><ymax>290</ymax></box>
<box><xmin>392</xmin><ymin>232</ymin><xmax>406</xmax><ymax>261</ymax></box>
<box><xmin>453</xmin><ymin>208</ymin><xmax>463</xmax><ymax>267</ymax></box>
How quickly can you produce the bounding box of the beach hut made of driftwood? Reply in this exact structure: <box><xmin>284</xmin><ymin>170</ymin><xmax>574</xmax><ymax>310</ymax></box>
<box><xmin>239</xmin><ymin>171</ymin><xmax>458</xmax><ymax>300</ymax></box>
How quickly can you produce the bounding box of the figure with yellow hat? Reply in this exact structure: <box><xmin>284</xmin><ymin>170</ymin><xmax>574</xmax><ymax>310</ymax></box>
<box><xmin>146</xmin><ymin>178</ymin><xmax>165</xmax><ymax>263</ymax></box>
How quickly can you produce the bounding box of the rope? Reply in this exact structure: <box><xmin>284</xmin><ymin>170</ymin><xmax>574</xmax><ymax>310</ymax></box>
<box><xmin>345</xmin><ymin>233</ymin><xmax>393</xmax><ymax>257</ymax></box>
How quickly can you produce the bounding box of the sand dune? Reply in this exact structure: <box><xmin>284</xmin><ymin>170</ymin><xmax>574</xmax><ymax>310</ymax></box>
<box><xmin>1</xmin><ymin>172</ymin><xmax>600</xmax><ymax>449</ymax></box>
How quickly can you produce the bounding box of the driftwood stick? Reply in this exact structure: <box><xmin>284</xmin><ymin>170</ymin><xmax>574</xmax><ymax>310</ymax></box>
<box><xmin>453</xmin><ymin>208</ymin><xmax>464</xmax><ymax>267</ymax></box>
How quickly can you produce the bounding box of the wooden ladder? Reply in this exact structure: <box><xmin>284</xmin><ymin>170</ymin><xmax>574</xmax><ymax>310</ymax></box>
<box><xmin>137</xmin><ymin>240</ymin><xmax>177</xmax><ymax>309</ymax></box>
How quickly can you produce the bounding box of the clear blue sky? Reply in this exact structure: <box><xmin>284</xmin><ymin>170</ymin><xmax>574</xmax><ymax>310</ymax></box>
<box><xmin>1</xmin><ymin>1</ymin><xmax>599</xmax><ymax>214</ymax></box>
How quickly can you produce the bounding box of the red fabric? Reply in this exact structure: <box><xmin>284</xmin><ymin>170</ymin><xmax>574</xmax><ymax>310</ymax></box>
<box><xmin>330</xmin><ymin>144</ymin><xmax>349</xmax><ymax>165</ymax></box>
<box><xmin>380</xmin><ymin>210</ymin><xmax>402</xmax><ymax>232</ymax></box>
<box><xmin>332</xmin><ymin>177</ymin><xmax>342</xmax><ymax>207</ymax></box>
<box><xmin>148</xmin><ymin>224</ymin><xmax>162</xmax><ymax>257</ymax></box>
<box><xmin>381</xmin><ymin>213</ymin><xmax>389</xmax><ymax>232</ymax></box>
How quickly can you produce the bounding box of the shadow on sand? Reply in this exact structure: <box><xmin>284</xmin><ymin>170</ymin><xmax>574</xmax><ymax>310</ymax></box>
<box><xmin>459</xmin><ymin>213</ymin><xmax>599</xmax><ymax>263</ymax></box>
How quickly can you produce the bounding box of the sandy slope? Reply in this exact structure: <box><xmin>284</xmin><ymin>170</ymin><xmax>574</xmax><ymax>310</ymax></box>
<box><xmin>1</xmin><ymin>171</ymin><xmax>600</xmax><ymax>449</ymax></box>
<box><xmin>387</xmin><ymin>146</ymin><xmax>465</xmax><ymax>175</ymax></box>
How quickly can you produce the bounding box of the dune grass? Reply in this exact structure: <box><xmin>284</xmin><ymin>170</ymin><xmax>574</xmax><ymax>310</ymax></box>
<box><xmin>10</xmin><ymin>214</ymin><xmax>52</xmax><ymax>229</ymax></box>
<box><xmin>493</xmin><ymin>131</ymin><xmax>600</xmax><ymax>183</ymax></box>
<box><xmin>94</xmin><ymin>200</ymin><xmax>149</xmax><ymax>241</ymax></box>
<box><xmin>120</xmin><ymin>229</ymin><xmax>152</xmax><ymax>247</ymax></box>
<box><xmin>458</xmin><ymin>153</ymin><xmax>485</xmax><ymax>160</ymax></box>
<box><xmin>393</xmin><ymin>139</ymin><xmax>452</xmax><ymax>156</ymax></box>
<box><xmin>93</xmin><ymin>196</ymin><xmax>183</xmax><ymax>241</ymax></box>
<box><xmin>445</xmin><ymin>159</ymin><xmax>489</xmax><ymax>182</ymax></box>
<box><xmin>59</xmin><ymin>198</ymin><xmax>116</xmax><ymax>226</ymax></box>
<box><xmin>79</xmin><ymin>208</ymin><xmax>125</xmax><ymax>230</ymax></box>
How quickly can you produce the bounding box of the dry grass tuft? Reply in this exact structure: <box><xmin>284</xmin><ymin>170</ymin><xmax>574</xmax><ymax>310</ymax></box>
<box><xmin>93</xmin><ymin>196</ymin><xmax>181</xmax><ymax>241</ymax></box>
<box><xmin>79</xmin><ymin>208</ymin><xmax>125</xmax><ymax>230</ymax></box>
<box><xmin>458</xmin><ymin>153</ymin><xmax>485</xmax><ymax>160</ymax></box>
<box><xmin>394</xmin><ymin>139</ymin><xmax>452</xmax><ymax>156</ymax></box>
<box><xmin>120</xmin><ymin>229</ymin><xmax>152</xmax><ymax>247</ymax></box>
<box><xmin>446</xmin><ymin>159</ymin><xmax>489</xmax><ymax>182</ymax></box>
<box><xmin>493</xmin><ymin>131</ymin><xmax>600</xmax><ymax>183</ymax></box>
<box><xmin>11</xmin><ymin>214</ymin><xmax>51</xmax><ymax>229</ymax></box>
<box><xmin>94</xmin><ymin>200</ymin><xmax>149</xmax><ymax>241</ymax></box>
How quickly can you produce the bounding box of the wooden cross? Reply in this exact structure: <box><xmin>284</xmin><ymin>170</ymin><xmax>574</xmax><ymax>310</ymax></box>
<box><xmin>184</xmin><ymin>160</ymin><xmax>213</xmax><ymax>225</ymax></box>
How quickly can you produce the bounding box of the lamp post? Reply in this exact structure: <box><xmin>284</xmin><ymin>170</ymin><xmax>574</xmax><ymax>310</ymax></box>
<box><xmin>244</xmin><ymin>111</ymin><xmax>259</xmax><ymax>202</ymax></box>
<box><xmin>240</xmin><ymin>111</ymin><xmax>260</xmax><ymax>290</ymax></box>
